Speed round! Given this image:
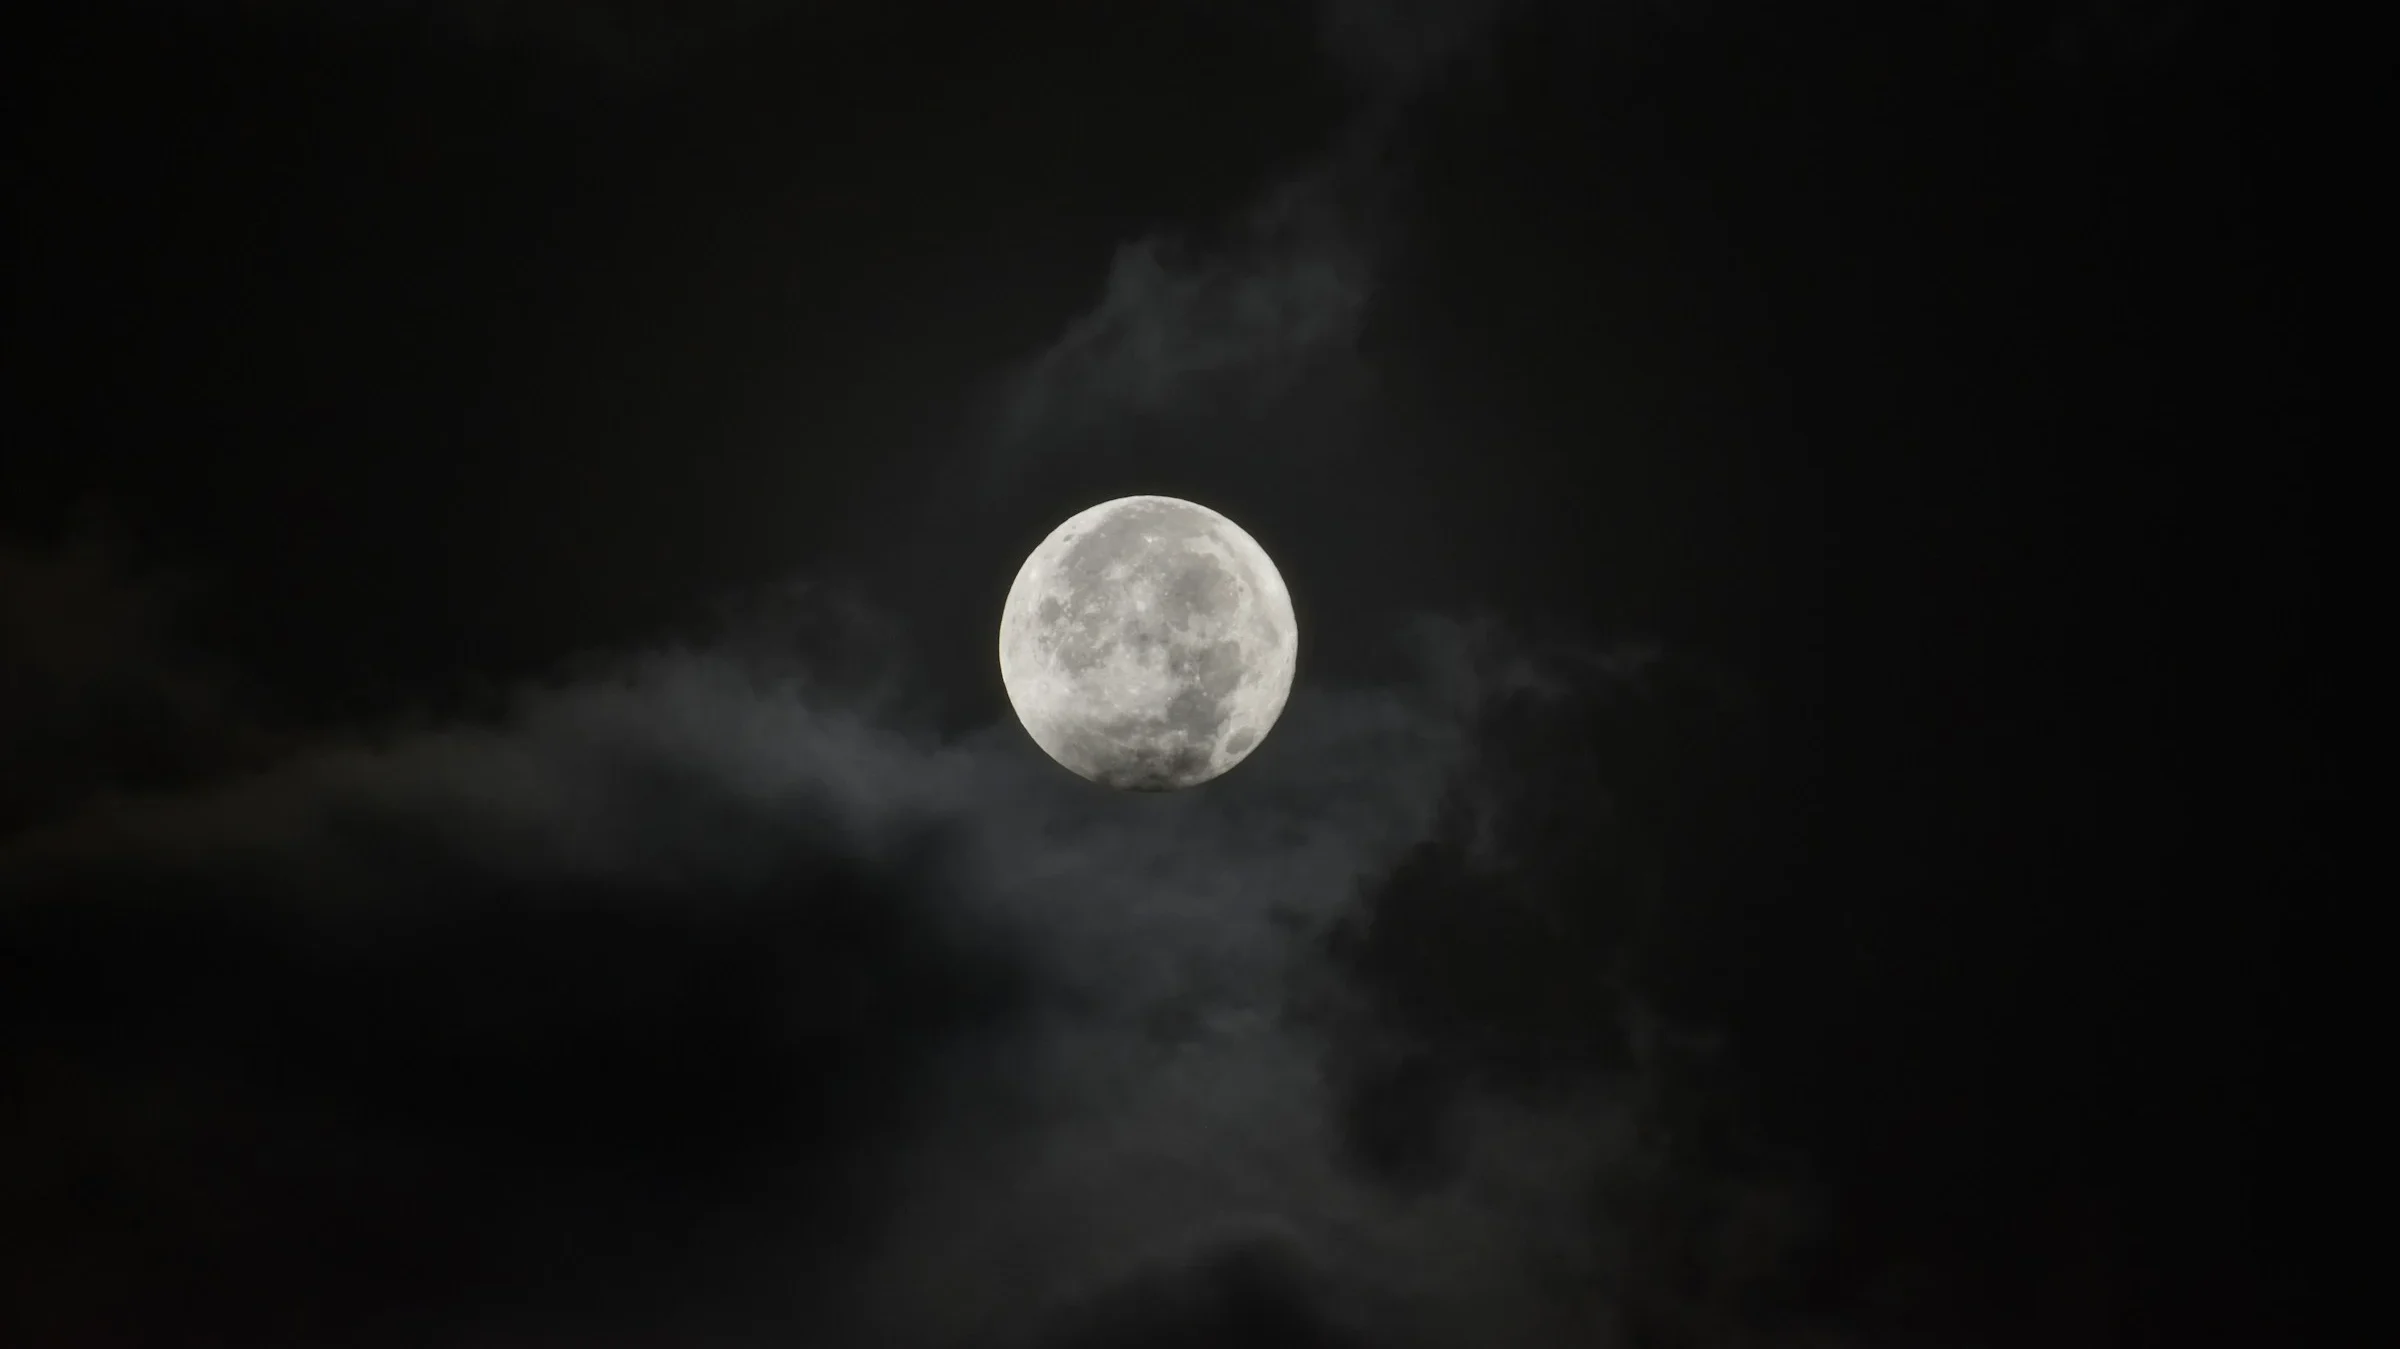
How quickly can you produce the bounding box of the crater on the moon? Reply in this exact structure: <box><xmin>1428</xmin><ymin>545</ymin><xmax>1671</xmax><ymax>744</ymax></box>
<box><xmin>998</xmin><ymin>496</ymin><xmax>1298</xmax><ymax>791</ymax></box>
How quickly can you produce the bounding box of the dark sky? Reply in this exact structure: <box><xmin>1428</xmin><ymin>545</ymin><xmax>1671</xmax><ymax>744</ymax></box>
<box><xmin>2</xmin><ymin>3</ymin><xmax>2302</xmax><ymax>1347</ymax></box>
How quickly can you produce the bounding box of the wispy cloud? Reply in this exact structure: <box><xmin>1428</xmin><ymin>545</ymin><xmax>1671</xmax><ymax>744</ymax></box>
<box><xmin>987</xmin><ymin>1</ymin><xmax>1523</xmax><ymax>470</ymax></box>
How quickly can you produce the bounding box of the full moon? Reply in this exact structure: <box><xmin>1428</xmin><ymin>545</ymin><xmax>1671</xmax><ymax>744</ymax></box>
<box><xmin>999</xmin><ymin>495</ymin><xmax>1298</xmax><ymax>790</ymax></box>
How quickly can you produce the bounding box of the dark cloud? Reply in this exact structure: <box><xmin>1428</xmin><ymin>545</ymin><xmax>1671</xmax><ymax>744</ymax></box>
<box><xmin>4</xmin><ymin>592</ymin><xmax>1736</xmax><ymax>1347</ymax></box>
<box><xmin>0</xmin><ymin>517</ymin><xmax>275</xmax><ymax>834</ymax></box>
<box><xmin>0</xmin><ymin>698</ymin><xmax>1024</xmax><ymax>1347</ymax></box>
<box><xmin>1022</xmin><ymin>1223</ymin><xmax>1379</xmax><ymax>1349</ymax></box>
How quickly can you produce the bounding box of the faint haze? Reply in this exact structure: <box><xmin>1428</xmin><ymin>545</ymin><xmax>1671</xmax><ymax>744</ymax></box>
<box><xmin>1318</xmin><ymin>0</ymin><xmax>1524</xmax><ymax>95</ymax></box>
<box><xmin>245</xmin><ymin>0</ymin><xmax>799</xmax><ymax>76</ymax></box>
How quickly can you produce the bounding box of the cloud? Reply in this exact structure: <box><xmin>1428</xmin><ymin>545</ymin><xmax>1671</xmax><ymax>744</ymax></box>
<box><xmin>0</xmin><ymin>516</ymin><xmax>275</xmax><ymax>834</ymax></box>
<box><xmin>1013</xmin><ymin>1220</ymin><xmax>1378</xmax><ymax>1349</ymax></box>
<box><xmin>2</xmin><ymin>586</ymin><xmax>1729</xmax><ymax>1348</ymax></box>
<box><xmin>1318</xmin><ymin>0</ymin><xmax>1523</xmax><ymax>98</ymax></box>
<box><xmin>992</xmin><ymin>180</ymin><xmax>1374</xmax><ymax>452</ymax></box>
<box><xmin>986</xmin><ymin>1</ymin><xmax>1521</xmax><ymax>470</ymax></box>
<box><xmin>0</xmin><ymin>633</ymin><xmax>1022</xmax><ymax>1345</ymax></box>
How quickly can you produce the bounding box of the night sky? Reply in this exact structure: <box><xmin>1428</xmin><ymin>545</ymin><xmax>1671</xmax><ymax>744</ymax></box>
<box><xmin>3</xmin><ymin>4</ymin><xmax>2301</xmax><ymax>1347</ymax></box>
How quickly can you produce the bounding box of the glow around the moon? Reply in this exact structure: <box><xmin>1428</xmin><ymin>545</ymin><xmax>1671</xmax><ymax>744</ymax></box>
<box><xmin>999</xmin><ymin>495</ymin><xmax>1298</xmax><ymax>790</ymax></box>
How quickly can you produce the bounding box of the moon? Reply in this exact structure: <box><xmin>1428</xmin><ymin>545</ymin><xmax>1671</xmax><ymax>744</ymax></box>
<box><xmin>999</xmin><ymin>495</ymin><xmax>1298</xmax><ymax>790</ymax></box>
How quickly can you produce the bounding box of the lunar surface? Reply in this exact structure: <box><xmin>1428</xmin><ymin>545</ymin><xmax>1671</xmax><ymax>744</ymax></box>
<box><xmin>999</xmin><ymin>495</ymin><xmax>1298</xmax><ymax>790</ymax></box>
